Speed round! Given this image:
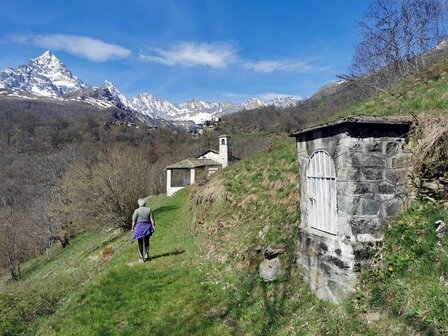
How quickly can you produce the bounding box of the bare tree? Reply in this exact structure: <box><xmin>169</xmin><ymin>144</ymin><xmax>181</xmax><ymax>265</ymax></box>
<box><xmin>0</xmin><ymin>184</ymin><xmax>26</xmax><ymax>281</ymax></box>
<box><xmin>51</xmin><ymin>147</ymin><xmax>159</xmax><ymax>232</ymax></box>
<box><xmin>348</xmin><ymin>0</ymin><xmax>446</xmax><ymax>81</ymax></box>
<box><xmin>26</xmin><ymin>146</ymin><xmax>84</xmax><ymax>249</ymax></box>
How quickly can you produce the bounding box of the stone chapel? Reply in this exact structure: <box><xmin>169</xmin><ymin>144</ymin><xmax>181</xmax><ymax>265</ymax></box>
<box><xmin>290</xmin><ymin>116</ymin><xmax>413</xmax><ymax>302</ymax></box>
<box><xmin>166</xmin><ymin>135</ymin><xmax>235</xmax><ymax>196</ymax></box>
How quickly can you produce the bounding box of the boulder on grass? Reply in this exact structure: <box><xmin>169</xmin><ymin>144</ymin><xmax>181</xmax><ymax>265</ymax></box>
<box><xmin>259</xmin><ymin>257</ymin><xmax>282</xmax><ymax>282</ymax></box>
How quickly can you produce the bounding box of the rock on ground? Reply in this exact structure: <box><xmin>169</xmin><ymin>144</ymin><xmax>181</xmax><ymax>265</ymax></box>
<box><xmin>264</xmin><ymin>246</ymin><xmax>285</xmax><ymax>259</ymax></box>
<box><xmin>259</xmin><ymin>257</ymin><xmax>282</xmax><ymax>282</ymax></box>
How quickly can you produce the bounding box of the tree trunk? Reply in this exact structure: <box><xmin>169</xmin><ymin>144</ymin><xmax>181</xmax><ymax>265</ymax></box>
<box><xmin>7</xmin><ymin>253</ymin><xmax>19</xmax><ymax>281</ymax></box>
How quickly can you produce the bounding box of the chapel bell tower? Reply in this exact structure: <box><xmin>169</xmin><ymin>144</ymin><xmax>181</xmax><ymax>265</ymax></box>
<box><xmin>218</xmin><ymin>135</ymin><xmax>232</xmax><ymax>168</ymax></box>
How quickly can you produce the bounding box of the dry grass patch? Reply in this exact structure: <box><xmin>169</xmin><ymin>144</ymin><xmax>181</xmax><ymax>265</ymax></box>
<box><xmin>413</xmin><ymin>112</ymin><xmax>448</xmax><ymax>172</ymax></box>
<box><xmin>192</xmin><ymin>173</ymin><xmax>227</xmax><ymax>205</ymax></box>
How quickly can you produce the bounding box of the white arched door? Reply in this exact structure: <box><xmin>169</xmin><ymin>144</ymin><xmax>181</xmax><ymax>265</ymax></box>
<box><xmin>306</xmin><ymin>150</ymin><xmax>337</xmax><ymax>234</ymax></box>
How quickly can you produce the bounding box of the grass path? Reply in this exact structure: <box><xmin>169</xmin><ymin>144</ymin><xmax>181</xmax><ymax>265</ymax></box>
<box><xmin>36</xmin><ymin>188</ymin><xmax>231</xmax><ymax>336</ymax></box>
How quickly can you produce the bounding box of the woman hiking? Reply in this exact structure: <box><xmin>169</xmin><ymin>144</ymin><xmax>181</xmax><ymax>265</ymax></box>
<box><xmin>131</xmin><ymin>197</ymin><xmax>156</xmax><ymax>263</ymax></box>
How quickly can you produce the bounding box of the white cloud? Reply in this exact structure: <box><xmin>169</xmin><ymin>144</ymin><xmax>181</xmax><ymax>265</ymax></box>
<box><xmin>244</xmin><ymin>60</ymin><xmax>283</xmax><ymax>73</ymax></box>
<box><xmin>139</xmin><ymin>42</ymin><xmax>328</xmax><ymax>75</ymax></box>
<box><xmin>139</xmin><ymin>42</ymin><xmax>236</xmax><ymax>68</ymax></box>
<box><xmin>244</xmin><ymin>59</ymin><xmax>329</xmax><ymax>73</ymax></box>
<box><xmin>10</xmin><ymin>33</ymin><xmax>131</xmax><ymax>62</ymax></box>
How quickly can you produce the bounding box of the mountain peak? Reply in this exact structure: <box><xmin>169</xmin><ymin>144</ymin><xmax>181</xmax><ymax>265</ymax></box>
<box><xmin>40</xmin><ymin>50</ymin><xmax>55</xmax><ymax>58</ymax></box>
<box><xmin>32</xmin><ymin>50</ymin><xmax>61</xmax><ymax>65</ymax></box>
<box><xmin>103</xmin><ymin>80</ymin><xmax>118</xmax><ymax>92</ymax></box>
<box><xmin>31</xmin><ymin>51</ymin><xmax>67</xmax><ymax>71</ymax></box>
<box><xmin>135</xmin><ymin>92</ymin><xmax>157</xmax><ymax>101</ymax></box>
<box><xmin>102</xmin><ymin>80</ymin><xmax>127</xmax><ymax>104</ymax></box>
<box><xmin>0</xmin><ymin>51</ymin><xmax>86</xmax><ymax>97</ymax></box>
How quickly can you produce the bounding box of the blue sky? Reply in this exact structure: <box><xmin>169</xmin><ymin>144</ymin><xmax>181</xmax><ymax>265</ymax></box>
<box><xmin>0</xmin><ymin>0</ymin><xmax>369</xmax><ymax>103</ymax></box>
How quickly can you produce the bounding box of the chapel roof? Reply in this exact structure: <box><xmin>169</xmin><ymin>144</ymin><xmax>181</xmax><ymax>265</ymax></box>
<box><xmin>197</xmin><ymin>149</ymin><xmax>218</xmax><ymax>157</ymax></box>
<box><xmin>166</xmin><ymin>158</ymin><xmax>221</xmax><ymax>169</ymax></box>
<box><xmin>289</xmin><ymin>115</ymin><xmax>413</xmax><ymax>137</ymax></box>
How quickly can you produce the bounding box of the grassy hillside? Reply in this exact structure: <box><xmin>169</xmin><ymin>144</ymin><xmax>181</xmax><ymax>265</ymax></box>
<box><xmin>33</xmin><ymin>189</ymin><xmax>231</xmax><ymax>335</ymax></box>
<box><xmin>0</xmin><ymin>140</ymin><xmax>368</xmax><ymax>336</ymax></box>
<box><xmin>1</xmin><ymin>137</ymin><xmax>447</xmax><ymax>335</ymax></box>
<box><xmin>190</xmin><ymin>138</ymin><xmax>447</xmax><ymax>335</ymax></box>
<box><xmin>332</xmin><ymin>59</ymin><xmax>448</xmax><ymax>120</ymax></box>
<box><xmin>188</xmin><ymin>139</ymin><xmax>433</xmax><ymax>335</ymax></box>
<box><xmin>0</xmin><ymin>229</ymin><xmax>125</xmax><ymax>335</ymax></box>
<box><xmin>359</xmin><ymin>201</ymin><xmax>448</xmax><ymax>334</ymax></box>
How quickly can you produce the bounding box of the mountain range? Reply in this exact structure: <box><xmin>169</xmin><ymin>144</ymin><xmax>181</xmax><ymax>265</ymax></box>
<box><xmin>0</xmin><ymin>51</ymin><xmax>302</xmax><ymax>124</ymax></box>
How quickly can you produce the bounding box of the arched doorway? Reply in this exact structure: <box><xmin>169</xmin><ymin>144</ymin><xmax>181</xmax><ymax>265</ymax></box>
<box><xmin>306</xmin><ymin>149</ymin><xmax>337</xmax><ymax>234</ymax></box>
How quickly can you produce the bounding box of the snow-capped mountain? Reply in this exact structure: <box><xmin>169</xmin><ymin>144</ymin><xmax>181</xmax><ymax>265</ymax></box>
<box><xmin>0</xmin><ymin>51</ymin><xmax>302</xmax><ymax>124</ymax></box>
<box><xmin>177</xmin><ymin>96</ymin><xmax>301</xmax><ymax>122</ymax></box>
<box><xmin>127</xmin><ymin>93</ymin><xmax>180</xmax><ymax>120</ymax></box>
<box><xmin>64</xmin><ymin>83</ymin><xmax>124</xmax><ymax>110</ymax></box>
<box><xmin>176</xmin><ymin>97</ymin><xmax>297</xmax><ymax>115</ymax></box>
<box><xmin>103</xmin><ymin>80</ymin><xmax>128</xmax><ymax>105</ymax></box>
<box><xmin>175</xmin><ymin>99</ymin><xmax>236</xmax><ymax>122</ymax></box>
<box><xmin>62</xmin><ymin>81</ymin><xmax>158</xmax><ymax>124</ymax></box>
<box><xmin>269</xmin><ymin>96</ymin><xmax>302</xmax><ymax>107</ymax></box>
<box><xmin>177</xmin><ymin>99</ymin><xmax>225</xmax><ymax>114</ymax></box>
<box><xmin>0</xmin><ymin>51</ymin><xmax>87</xmax><ymax>97</ymax></box>
<box><xmin>127</xmin><ymin>95</ymin><xmax>301</xmax><ymax>123</ymax></box>
<box><xmin>240</xmin><ymin>98</ymin><xmax>265</xmax><ymax>110</ymax></box>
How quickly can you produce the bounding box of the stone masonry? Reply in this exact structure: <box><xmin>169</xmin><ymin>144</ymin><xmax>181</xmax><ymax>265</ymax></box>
<box><xmin>290</xmin><ymin>116</ymin><xmax>413</xmax><ymax>303</ymax></box>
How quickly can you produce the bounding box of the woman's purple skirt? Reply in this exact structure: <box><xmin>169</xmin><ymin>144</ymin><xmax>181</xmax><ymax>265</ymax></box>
<box><xmin>131</xmin><ymin>220</ymin><xmax>153</xmax><ymax>243</ymax></box>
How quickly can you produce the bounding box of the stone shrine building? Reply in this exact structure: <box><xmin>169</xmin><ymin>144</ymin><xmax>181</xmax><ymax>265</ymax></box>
<box><xmin>166</xmin><ymin>135</ymin><xmax>234</xmax><ymax>196</ymax></box>
<box><xmin>290</xmin><ymin>116</ymin><xmax>413</xmax><ymax>303</ymax></box>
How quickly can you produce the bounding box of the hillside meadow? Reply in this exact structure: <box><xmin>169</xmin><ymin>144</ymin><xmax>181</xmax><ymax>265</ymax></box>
<box><xmin>2</xmin><ymin>138</ymin><xmax>446</xmax><ymax>335</ymax></box>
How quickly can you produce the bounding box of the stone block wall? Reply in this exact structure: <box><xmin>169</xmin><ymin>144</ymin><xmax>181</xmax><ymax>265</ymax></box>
<box><xmin>295</xmin><ymin>124</ymin><xmax>412</xmax><ymax>303</ymax></box>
